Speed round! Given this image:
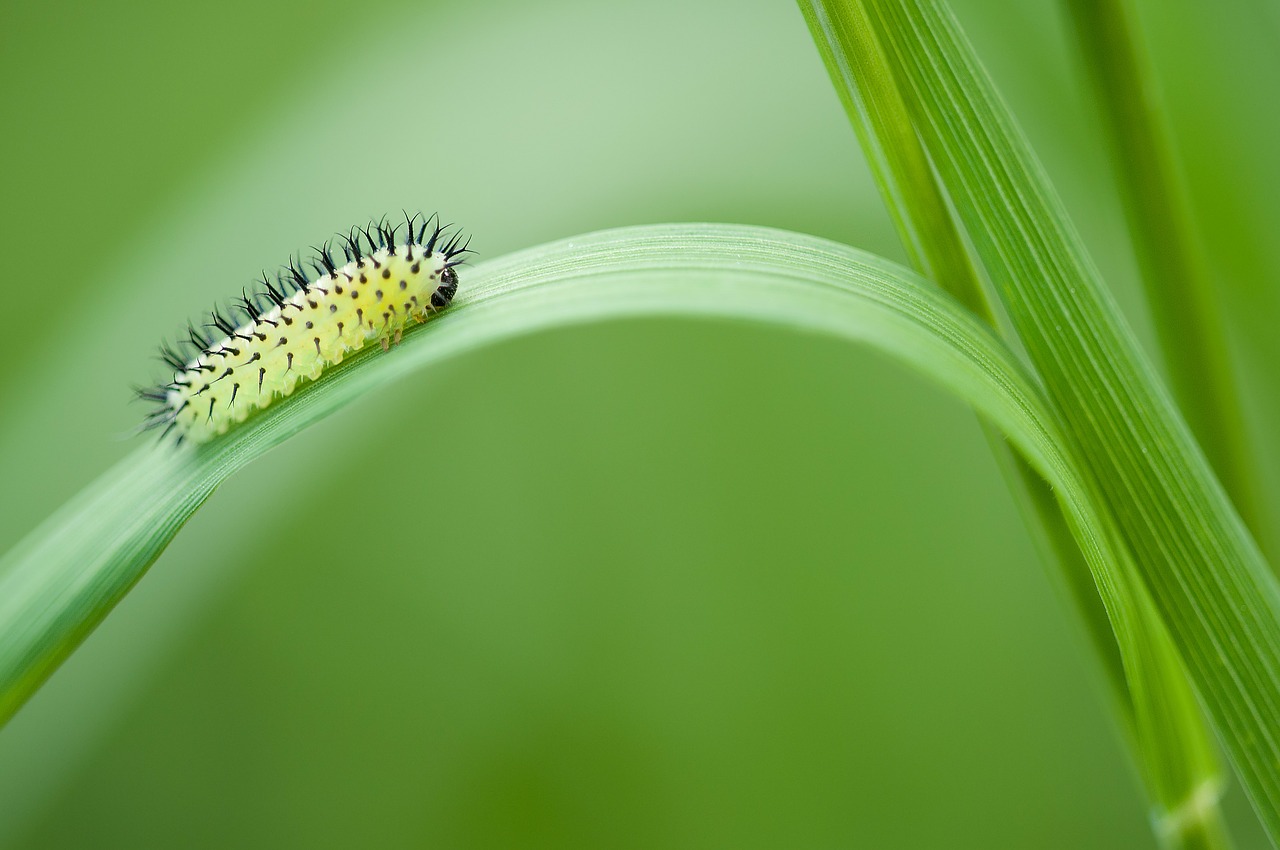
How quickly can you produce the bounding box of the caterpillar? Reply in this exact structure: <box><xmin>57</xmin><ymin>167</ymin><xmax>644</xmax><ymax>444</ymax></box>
<box><xmin>137</xmin><ymin>213</ymin><xmax>471</xmax><ymax>445</ymax></box>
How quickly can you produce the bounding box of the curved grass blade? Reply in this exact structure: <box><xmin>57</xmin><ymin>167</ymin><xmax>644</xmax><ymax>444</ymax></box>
<box><xmin>0</xmin><ymin>222</ymin><xmax>1183</xmax><ymax>850</ymax></box>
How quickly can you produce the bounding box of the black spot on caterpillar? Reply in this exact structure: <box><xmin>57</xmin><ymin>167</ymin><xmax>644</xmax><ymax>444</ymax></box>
<box><xmin>137</xmin><ymin>213</ymin><xmax>471</xmax><ymax>445</ymax></box>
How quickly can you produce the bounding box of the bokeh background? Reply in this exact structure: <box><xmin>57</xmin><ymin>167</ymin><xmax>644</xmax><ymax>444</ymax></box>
<box><xmin>1</xmin><ymin>0</ymin><xmax>1277</xmax><ymax>846</ymax></box>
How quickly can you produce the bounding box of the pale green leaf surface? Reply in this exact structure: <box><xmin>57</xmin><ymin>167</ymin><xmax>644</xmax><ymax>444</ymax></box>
<box><xmin>866</xmin><ymin>0</ymin><xmax>1280</xmax><ymax>839</ymax></box>
<box><xmin>0</xmin><ymin>222</ymin><xmax>1118</xmax><ymax>742</ymax></box>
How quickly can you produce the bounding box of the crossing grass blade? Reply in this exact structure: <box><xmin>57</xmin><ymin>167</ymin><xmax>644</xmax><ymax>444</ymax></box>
<box><xmin>797</xmin><ymin>4</ymin><xmax>1231</xmax><ymax>846</ymax></box>
<box><xmin>1061</xmin><ymin>0</ymin><xmax>1263</xmax><ymax>546</ymax></box>
<box><xmin>854</xmin><ymin>1</ymin><xmax>1280</xmax><ymax>841</ymax></box>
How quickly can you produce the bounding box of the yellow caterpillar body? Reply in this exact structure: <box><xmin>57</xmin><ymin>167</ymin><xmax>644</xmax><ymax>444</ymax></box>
<box><xmin>140</xmin><ymin>216</ymin><xmax>468</xmax><ymax>444</ymax></box>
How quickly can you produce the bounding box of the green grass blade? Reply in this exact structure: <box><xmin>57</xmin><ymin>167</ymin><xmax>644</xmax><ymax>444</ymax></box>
<box><xmin>798</xmin><ymin>3</ymin><xmax>1230</xmax><ymax>846</ymax></box>
<box><xmin>1062</xmin><ymin>0</ymin><xmax>1265</xmax><ymax>551</ymax></box>
<box><xmin>0</xmin><ymin>222</ymin><xmax>1123</xmax><ymax>747</ymax></box>
<box><xmin>798</xmin><ymin>0</ymin><xmax>1128</xmax><ymax>690</ymax></box>
<box><xmin>796</xmin><ymin>0</ymin><xmax>984</xmax><ymax>312</ymax></box>
<box><xmin>864</xmin><ymin>0</ymin><xmax>1280</xmax><ymax>839</ymax></box>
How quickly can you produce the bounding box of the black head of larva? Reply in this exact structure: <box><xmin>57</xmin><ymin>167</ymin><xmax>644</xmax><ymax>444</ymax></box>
<box><xmin>137</xmin><ymin>213</ymin><xmax>471</xmax><ymax>445</ymax></box>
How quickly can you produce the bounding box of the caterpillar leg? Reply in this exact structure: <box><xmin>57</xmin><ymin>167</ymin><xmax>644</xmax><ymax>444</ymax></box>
<box><xmin>380</xmin><ymin>337</ymin><xmax>390</xmax><ymax>353</ymax></box>
<box><xmin>394</xmin><ymin>327</ymin><xmax>402</xmax><ymax>346</ymax></box>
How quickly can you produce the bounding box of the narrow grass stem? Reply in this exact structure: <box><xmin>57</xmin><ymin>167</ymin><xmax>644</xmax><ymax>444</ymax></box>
<box><xmin>1154</xmin><ymin>778</ymin><xmax>1231</xmax><ymax>850</ymax></box>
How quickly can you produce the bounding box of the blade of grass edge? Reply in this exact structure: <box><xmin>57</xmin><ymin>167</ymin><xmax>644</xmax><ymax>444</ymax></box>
<box><xmin>866</xmin><ymin>0</ymin><xmax>1280</xmax><ymax>840</ymax></box>
<box><xmin>797</xmin><ymin>3</ymin><xmax>1230</xmax><ymax>846</ymax></box>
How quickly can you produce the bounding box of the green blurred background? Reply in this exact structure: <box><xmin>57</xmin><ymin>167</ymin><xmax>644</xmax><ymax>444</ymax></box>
<box><xmin>1</xmin><ymin>0</ymin><xmax>1277</xmax><ymax>846</ymax></box>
